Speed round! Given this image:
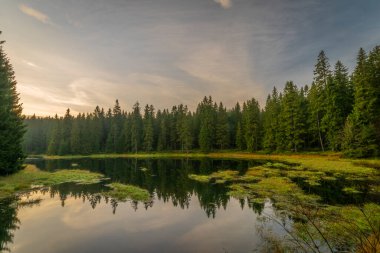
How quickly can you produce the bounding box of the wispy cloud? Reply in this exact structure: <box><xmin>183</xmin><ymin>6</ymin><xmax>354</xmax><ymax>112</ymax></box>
<box><xmin>214</xmin><ymin>0</ymin><xmax>232</xmax><ymax>9</ymax></box>
<box><xmin>19</xmin><ymin>4</ymin><xmax>52</xmax><ymax>25</ymax></box>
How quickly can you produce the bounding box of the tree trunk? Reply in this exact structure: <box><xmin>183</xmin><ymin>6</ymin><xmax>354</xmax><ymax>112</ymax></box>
<box><xmin>317</xmin><ymin>113</ymin><xmax>325</xmax><ymax>152</ymax></box>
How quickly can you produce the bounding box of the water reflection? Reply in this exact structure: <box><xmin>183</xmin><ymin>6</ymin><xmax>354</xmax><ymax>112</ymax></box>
<box><xmin>27</xmin><ymin>158</ymin><xmax>266</xmax><ymax>216</ymax></box>
<box><xmin>1</xmin><ymin>158</ymin><xmax>268</xmax><ymax>252</ymax></box>
<box><xmin>0</xmin><ymin>198</ymin><xmax>19</xmax><ymax>252</ymax></box>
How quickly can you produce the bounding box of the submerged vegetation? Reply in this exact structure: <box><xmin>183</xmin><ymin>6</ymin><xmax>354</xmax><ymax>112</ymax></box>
<box><xmin>188</xmin><ymin>159</ymin><xmax>380</xmax><ymax>252</ymax></box>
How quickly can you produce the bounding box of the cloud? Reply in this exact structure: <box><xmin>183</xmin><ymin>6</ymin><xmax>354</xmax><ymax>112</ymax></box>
<box><xmin>213</xmin><ymin>0</ymin><xmax>232</xmax><ymax>9</ymax></box>
<box><xmin>19</xmin><ymin>4</ymin><xmax>52</xmax><ymax>24</ymax></box>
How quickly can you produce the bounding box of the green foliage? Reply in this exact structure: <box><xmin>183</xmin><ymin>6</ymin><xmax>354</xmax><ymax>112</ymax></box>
<box><xmin>343</xmin><ymin>47</ymin><xmax>380</xmax><ymax>157</ymax></box>
<box><xmin>242</xmin><ymin>98</ymin><xmax>261</xmax><ymax>152</ymax></box>
<box><xmin>197</xmin><ymin>96</ymin><xmax>217</xmax><ymax>152</ymax></box>
<box><xmin>0</xmin><ymin>165</ymin><xmax>105</xmax><ymax>199</ymax></box>
<box><xmin>0</xmin><ymin>33</ymin><xmax>25</xmax><ymax>175</ymax></box>
<box><xmin>105</xmin><ymin>182</ymin><xmax>151</xmax><ymax>202</ymax></box>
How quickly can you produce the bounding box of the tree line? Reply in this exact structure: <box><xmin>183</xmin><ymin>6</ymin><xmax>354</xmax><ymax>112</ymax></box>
<box><xmin>23</xmin><ymin>45</ymin><xmax>380</xmax><ymax>157</ymax></box>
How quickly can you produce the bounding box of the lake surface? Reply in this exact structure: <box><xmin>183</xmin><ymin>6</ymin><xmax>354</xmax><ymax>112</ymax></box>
<box><xmin>1</xmin><ymin>158</ymin><xmax>279</xmax><ymax>253</ymax></box>
<box><xmin>0</xmin><ymin>158</ymin><xmax>377</xmax><ymax>252</ymax></box>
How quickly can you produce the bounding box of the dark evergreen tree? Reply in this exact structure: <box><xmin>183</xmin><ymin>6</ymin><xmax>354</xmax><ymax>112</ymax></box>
<box><xmin>215</xmin><ymin>102</ymin><xmax>229</xmax><ymax>149</ymax></box>
<box><xmin>0</xmin><ymin>34</ymin><xmax>25</xmax><ymax>174</ymax></box>
<box><xmin>131</xmin><ymin>102</ymin><xmax>143</xmax><ymax>153</ymax></box>
<box><xmin>263</xmin><ymin>87</ymin><xmax>281</xmax><ymax>151</ymax></box>
<box><xmin>323</xmin><ymin>61</ymin><xmax>353</xmax><ymax>151</ymax></box>
<box><xmin>197</xmin><ymin>96</ymin><xmax>216</xmax><ymax>152</ymax></box>
<box><xmin>344</xmin><ymin>47</ymin><xmax>380</xmax><ymax>157</ymax></box>
<box><xmin>279</xmin><ymin>81</ymin><xmax>305</xmax><ymax>152</ymax></box>
<box><xmin>309</xmin><ymin>50</ymin><xmax>331</xmax><ymax>151</ymax></box>
<box><xmin>143</xmin><ymin>104</ymin><xmax>155</xmax><ymax>152</ymax></box>
<box><xmin>242</xmin><ymin>98</ymin><xmax>261</xmax><ymax>152</ymax></box>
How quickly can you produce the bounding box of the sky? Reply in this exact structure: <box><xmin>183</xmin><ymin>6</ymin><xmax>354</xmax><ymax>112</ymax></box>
<box><xmin>1</xmin><ymin>0</ymin><xmax>380</xmax><ymax>116</ymax></box>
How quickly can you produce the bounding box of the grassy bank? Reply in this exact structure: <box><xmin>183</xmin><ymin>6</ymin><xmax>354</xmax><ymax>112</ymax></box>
<box><xmin>36</xmin><ymin>152</ymin><xmax>380</xmax><ymax>176</ymax></box>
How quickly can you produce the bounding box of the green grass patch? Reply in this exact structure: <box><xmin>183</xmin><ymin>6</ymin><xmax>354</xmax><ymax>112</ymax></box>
<box><xmin>105</xmin><ymin>183</ymin><xmax>151</xmax><ymax>202</ymax></box>
<box><xmin>0</xmin><ymin>165</ymin><xmax>105</xmax><ymax>199</ymax></box>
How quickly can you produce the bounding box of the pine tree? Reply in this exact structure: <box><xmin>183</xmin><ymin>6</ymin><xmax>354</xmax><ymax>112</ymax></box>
<box><xmin>344</xmin><ymin>47</ymin><xmax>380</xmax><ymax>157</ymax></box>
<box><xmin>0</xmin><ymin>33</ymin><xmax>25</xmax><ymax>174</ymax></box>
<box><xmin>131</xmin><ymin>102</ymin><xmax>143</xmax><ymax>153</ymax></box>
<box><xmin>215</xmin><ymin>102</ymin><xmax>229</xmax><ymax>149</ymax></box>
<box><xmin>58</xmin><ymin>109</ymin><xmax>72</xmax><ymax>155</ymax></box>
<box><xmin>177</xmin><ymin>105</ymin><xmax>193</xmax><ymax>152</ymax></box>
<box><xmin>280</xmin><ymin>81</ymin><xmax>305</xmax><ymax>152</ymax></box>
<box><xmin>323</xmin><ymin>61</ymin><xmax>353</xmax><ymax>151</ymax></box>
<box><xmin>197</xmin><ymin>96</ymin><xmax>216</xmax><ymax>152</ymax></box>
<box><xmin>263</xmin><ymin>87</ymin><xmax>281</xmax><ymax>151</ymax></box>
<box><xmin>235</xmin><ymin>122</ymin><xmax>244</xmax><ymax>150</ymax></box>
<box><xmin>143</xmin><ymin>104</ymin><xmax>154</xmax><ymax>152</ymax></box>
<box><xmin>242</xmin><ymin>98</ymin><xmax>261</xmax><ymax>152</ymax></box>
<box><xmin>309</xmin><ymin>50</ymin><xmax>331</xmax><ymax>151</ymax></box>
<box><xmin>70</xmin><ymin>114</ymin><xmax>83</xmax><ymax>154</ymax></box>
<box><xmin>47</xmin><ymin>115</ymin><xmax>61</xmax><ymax>155</ymax></box>
<box><xmin>228</xmin><ymin>103</ymin><xmax>241</xmax><ymax>148</ymax></box>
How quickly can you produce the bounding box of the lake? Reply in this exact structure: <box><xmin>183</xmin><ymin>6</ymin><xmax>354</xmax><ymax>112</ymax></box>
<box><xmin>0</xmin><ymin>158</ymin><xmax>378</xmax><ymax>252</ymax></box>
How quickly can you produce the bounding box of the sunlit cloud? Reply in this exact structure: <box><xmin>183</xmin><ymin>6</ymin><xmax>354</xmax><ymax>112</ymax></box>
<box><xmin>21</xmin><ymin>59</ymin><xmax>42</xmax><ymax>69</ymax></box>
<box><xmin>213</xmin><ymin>0</ymin><xmax>232</xmax><ymax>9</ymax></box>
<box><xmin>19</xmin><ymin>4</ymin><xmax>52</xmax><ymax>25</ymax></box>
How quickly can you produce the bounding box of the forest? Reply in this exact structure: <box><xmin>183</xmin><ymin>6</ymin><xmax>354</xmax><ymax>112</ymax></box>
<box><xmin>23</xmin><ymin>46</ymin><xmax>380</xmax><ymax>158</ymax></box>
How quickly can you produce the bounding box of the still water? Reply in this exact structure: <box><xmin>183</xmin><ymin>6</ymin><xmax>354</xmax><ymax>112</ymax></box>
<box><xmin>1</xmin><ymin>158</ymin><xmax>277</xmax><ymax>253</ymax></box>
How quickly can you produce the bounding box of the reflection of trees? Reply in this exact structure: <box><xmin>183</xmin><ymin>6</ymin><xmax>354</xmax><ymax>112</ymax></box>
<box><xmin>0</xmin><ymin>196</ymin><xmax>45</xmax><ymax>252</ymax></box>
<box><xmin>25</xmin><ymin>158</ymin><xmax>268</xmax><ymax>216</ymax></box>
<box><xmin>0</xmin><ymin>198</ymin><xmax>20</xmax><ymax>252</ymax></box>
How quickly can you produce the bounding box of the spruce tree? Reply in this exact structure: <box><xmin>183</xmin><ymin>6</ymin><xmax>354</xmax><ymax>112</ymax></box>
<box><xmin>344</xmin><ymin>47</ymin><xmax>380</xmax><ymax>157</ymax></box>
<box><xmin>0</xmin><ymin>34</ymin><xmax>25</xmax><ymax>174</ymax></box>
<box><xmin>197</xmin><ymin>96</ymin><xmax>216</xmax><ymax>152</ymax></box>
<box><xmin>215</xmin><ymin>102</ymin><xmax>229</xmax><ymax>149</ymax></box>
<box><xmin>309</xmin><ymin>50</ymin><xmax>331</xmax><ymax>151</ymax></box>
<box><xmin>242</xmin><ymin>98</ymin><xmax>261</xmax><ymax>152</ymax></box>
<box><xmin>131</xmin><ymin>102</ymin><xmax>143</xmax><ymax>153</ymax></box>
<box><xmin>323</xmin><ymin>61</ymin><xmax>352</xmax><ymax>151</ymax></box>
<box><xmin>263</xmin><ymin>87</ymin><xmax>281</xmax><ymax>151</ymax></box>
<box><xmin>143</xmin><ymin>104</ymin><xmax>154</xmax><ymax>152</ymax></box>
<box><xmin>280</xmin><ymin>81</ymin><xmax>305</xmax><ymax>152</ymax></box>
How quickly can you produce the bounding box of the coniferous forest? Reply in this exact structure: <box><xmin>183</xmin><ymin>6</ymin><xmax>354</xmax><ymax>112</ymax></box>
<box><xmin>23</xmin><ymin>46</ymin><xmax>380</xmax><ymax>158</ymax></box>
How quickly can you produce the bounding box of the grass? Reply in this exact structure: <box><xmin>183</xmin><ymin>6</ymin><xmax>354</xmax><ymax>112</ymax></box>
<box><xmin>105</xmin><ymin>183</ymin><xmax>151</xmax><ymax>202</ymax></box>
<box><xmin>0</xmin><ymin>165</ymin><xmax>105</xmax><ymax>199</ymax></box>
<box><xmin>0</xmin><ymin>165</ymin><xmax>152</xmax><ymax>202</ymax></box>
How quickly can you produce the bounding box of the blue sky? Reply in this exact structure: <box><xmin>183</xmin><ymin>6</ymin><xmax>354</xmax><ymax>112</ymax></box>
<box><xmin>1</xmin><ymin>0</ymin><xmax>380</xmax><ymax>115</ymax></box>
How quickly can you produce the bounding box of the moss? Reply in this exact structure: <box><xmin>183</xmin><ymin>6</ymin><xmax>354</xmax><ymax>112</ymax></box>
<box><xmin>0</xmin><ymin>165</ymin><xmax>105</xmax><ymax>199</ymax></box>
<box><xmin>105</xmin><ymin>183</ymin><xmax>151</xmax><ymax>202</ymax></box>
<box><xmin>342</xmin><ymin>187</ymin><xmax>362</xmax><ymax>194</ymax></box>
<box><xmin>188</xmin><ymin>174</ymin><xmax>210</xmax><ymax>183</ymax></box>
<box><xmin>189</xmin><ymin>170</ymin><xmax>240</xmax><ymax>183</ymax></box>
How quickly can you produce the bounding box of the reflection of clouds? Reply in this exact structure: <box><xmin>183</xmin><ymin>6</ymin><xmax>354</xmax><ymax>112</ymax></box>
<box><xmin>61</xmin><ymin>201</ymin><xmax>114</xmax><ymax>230</ymax></box>
<box><xmin>12</xmin><ymin>191</ymin><xmax>260</xmax><ymax>252</ymax></box>
<box><xmin>176</xmin><ymin>199</ymin><xmax>259</xmax><ymax>252</ymax></box>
